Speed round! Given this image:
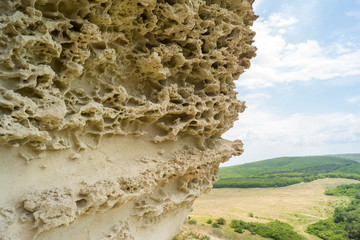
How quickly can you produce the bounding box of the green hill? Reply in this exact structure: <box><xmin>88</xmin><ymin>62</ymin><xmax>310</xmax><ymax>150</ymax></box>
<box><xmin>214</xmin><ymin>154</ymin><xmax>360</xmax><ymax>188</ymax></box>
<box><xmin>331</xmin><ymin>153</ymin><xmax>360</xmax><ymax>163</ymax></box>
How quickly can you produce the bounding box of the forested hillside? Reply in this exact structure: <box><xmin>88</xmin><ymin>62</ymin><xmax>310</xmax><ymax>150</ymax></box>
<box><xmin>331</xmin><ymin>153</ymin><xmax>360</xmax><ymax>163</ymax></box>
<box><xmin>307</xmin><ymin>183</ymin><xmax>360</xmax><ymax>239</ymax></box>
<box><xmin>215</xmin><ymin>154</ymin><xmax>360</xmax><ymax>188</ymax></box>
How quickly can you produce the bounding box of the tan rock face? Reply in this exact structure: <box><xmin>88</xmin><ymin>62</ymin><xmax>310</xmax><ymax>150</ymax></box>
<box><xmin>0</xmin><ymin>0</ymin><xmax>256</xmax><ymax>239</ymax></box>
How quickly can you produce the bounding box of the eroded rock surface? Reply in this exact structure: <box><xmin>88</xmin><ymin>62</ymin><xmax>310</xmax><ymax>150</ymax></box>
<box><xmin>0</xmin><ymin>0</ymin><xmax>256</xmax><ymax>239</ymax></box>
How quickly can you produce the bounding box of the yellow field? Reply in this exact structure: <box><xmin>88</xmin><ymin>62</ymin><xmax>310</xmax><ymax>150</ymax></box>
<box><xmin>180</xmin><ymin>178</ymin><xmax>359</xmax><ymax>240</ymax></box>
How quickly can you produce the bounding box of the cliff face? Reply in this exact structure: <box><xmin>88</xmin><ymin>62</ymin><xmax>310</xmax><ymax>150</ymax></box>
<box><xmin>0</xmin><ymin>0</ymin><xmax>256</xmax><ymax>239</ymax></box>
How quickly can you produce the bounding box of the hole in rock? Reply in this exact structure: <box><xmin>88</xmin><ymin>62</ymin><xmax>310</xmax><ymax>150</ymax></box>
<box><xmin>15</xmin><ymin>88</ymin><xmax>42</xmax><ymax>99</ymax></box>
<box><xmin>184</xmin><ymin>43</ymin><xmax>197</xmax><ymax>52</ymax></box>
<box><xmin>140</xmin><ymin>13</ymin><xmax>147</xmax><ymax>21</ymax></box>
<box><xmin>50</xmin><ymin>29</ymin><xmax>60</xmax><ymax>37</ymax></box>
<box><xmin>164</xmin><ymin>56</ymin><xmax>177</xmax><ymax>68</ymax></box>
<box><xmin>35</xmin><ymin>2</ymin><xmax>57</xmax><ymax>12</ymax></box>
<box><xmin>211</xmin><ymin>62</ymin><xmax>219</xmax><ymax>69</ymax></box>
<box><xmin>199</xmin><ymin>13</ymin><xmax>208</xmax><ymax>20</ymax></box>
<box><xmin>75</xmin><ymin>199</ymin><xmax>88</xmax><ymax>208</ymax></box>
<box><xmin>164</xmin><ymin>0</ymin><xmax>177</xmax><ymax>5</ymax></box>
<box><xmin>70</xmin><ymin>21</ymin><xmax>82</xmax><ymax>32</ymax></box>
<box><xmin>158</xmin><ymin>38</ymin><xmax>171</xmax><ymax>44</ymax></box>
<box><xmin>92</xmin><ymin>42</ymin><xmax>106</xmax><ymax>50</ymax></box>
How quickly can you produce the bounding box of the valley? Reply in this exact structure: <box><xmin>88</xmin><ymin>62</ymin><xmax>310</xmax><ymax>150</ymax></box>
<box><xmin>175</xmin><ymin>153</ymin><xmax>360</xmax><ymax>240</ymax></box>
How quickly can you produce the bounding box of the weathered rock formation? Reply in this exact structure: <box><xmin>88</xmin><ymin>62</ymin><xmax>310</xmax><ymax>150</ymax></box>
<box><xmin>0</xmin><ymin>0</ymin><xmax>256</xmax><ymax>239</ymax></box>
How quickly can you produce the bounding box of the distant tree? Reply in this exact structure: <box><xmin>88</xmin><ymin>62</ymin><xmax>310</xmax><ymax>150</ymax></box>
<box><xmin>188</xmin><ymin>219</ymin><xmax>197</xmax><ymax>225</ymax></box>
<box><xmin>234</xmin><ymin>227</ymin><xmax>243</xmax><ymax>233</ymax></box>
<box><xmin>216</xmin><ymin>218</ymin><xmax>226</xmax><ymax>225</ymax></box>
<box><xmin>212</xmin><ymin>222</ymin><xmax>220</xmax><ymax>228</ymax></box>
<box><xmin>230</xmin><ymin>219</ymin><xmax>240</xmax><ymax>228</ymax></box>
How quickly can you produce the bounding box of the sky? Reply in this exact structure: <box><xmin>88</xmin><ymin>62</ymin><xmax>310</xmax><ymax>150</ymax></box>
<box><xmin>222</xmin><ymin>0</ymin><xmax>360</xmax><ymax>166</ymax></box>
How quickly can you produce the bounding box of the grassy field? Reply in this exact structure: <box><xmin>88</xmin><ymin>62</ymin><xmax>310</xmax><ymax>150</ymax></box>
<box><xmin>178</xmin><ymin>178</ymin><xmax>359</xmax><ymax>240</ymax></box>
<box><xmin>215</xmin><ymin>154</ymin><xmax>360</xmax><ymax>188</ymax></box>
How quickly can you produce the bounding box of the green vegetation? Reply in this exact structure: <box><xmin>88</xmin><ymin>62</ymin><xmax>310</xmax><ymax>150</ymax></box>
<box><xmin>188</xmin><ymin>219</ymin><xmax>197</xmax><ymax>225</ymax></box>
<box><xmin>211</xmin><ymin>222</ymin><xmax>220</xmax><ymax>228</ymax></box>
<box><xmin>325</xmin><ymin>183</ymin><xmax>360</xmax><ymax>198</ymax></box>
<box><xmin>216</xmin><ymin>217</ymin><xmax>226</xmax><ymax>225</ymax></box>
<box><xmin>173</xmin><ymin>232</ymin><xmax>210</xmax><ymax>240</ymax></box>
<box><xmin>230</xmin><ymin>219</ymin><xmax>306</xmax><ymax>240</ymax></box>
<box><xmin>331</xmin><ymin>154</ymin><xmax>360</xmax><ymax>163</ymax></box>
<box><xmin>307</xmin><ymin>183</ymin><xmax>360</xmax><ymax>240</ymax></box>
<box><xmin>214</xmin><ymin>154</ymin><xmax>360</xmax><ymax>188</ymax></box>
<box><xmin>230</xmin><ymin>220</ymin><xmax>244</xmax><ymax>233</ymax></box>
<box><xmin>206</xmin><ymin>219</ymin><xmax>212</xmax><ymax>224</ymax></box>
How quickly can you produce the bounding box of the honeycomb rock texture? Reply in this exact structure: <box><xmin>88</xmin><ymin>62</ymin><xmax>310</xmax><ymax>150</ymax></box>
<box><xmin>0</xmin><ymin>0</ymin><xmax>256</xmax><ymax>239</ymax></box>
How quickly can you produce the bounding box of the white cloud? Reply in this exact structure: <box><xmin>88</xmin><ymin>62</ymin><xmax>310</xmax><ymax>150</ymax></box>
<box><xmin>222</xmin><ymin>108</ymin><xmax>360</xmax><ymax>165</ymax></box>
<box><xmin>225</xmin><ymin>109</ymin><xmax>360</xmax><ymax>146</ymax></box>
<box><xmin>238</xmin><ymin>14</ymin><xmax>360</xmax><ymax>89</ymax></box>
<box><xmin>346</xmin><ymin>11</ymin><xmax>360</xmax><ymax>19</ymax></box>
<box><xmin>267</xmin><ymin>14</ymin><xmax>298</xmax><ymax>28</ymax></box>
<box><xmin>333</xmin><ymin>43</ymin><xmax>352</xmax><ymax>54</ymax></box>
<box><xmin>242</xmin><ymin>93</ymin><xmax>271</xmax><ymax>100</ymax></box>
<box><xmin>252</xmin><ymin>0</ymin><xmax>264</xmax><ymax>12</ymax></box>
<box><xmin>346</xmin><ymin>96</ymin><xmax>360</xmax><ymax>104</ymax></box>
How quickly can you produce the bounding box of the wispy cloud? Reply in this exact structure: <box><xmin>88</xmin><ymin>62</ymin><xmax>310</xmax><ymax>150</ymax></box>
<box><xmin>243</xmin><ymin>93</ymin><xmax>272</xmax><ymax>100</ymax></box>
<box><xmin>223</xmin><ymin>107</ymin><xmax>360</xmax><ymax>165</ymax></box>
<box><xmin>346</xmin><ymin>11</ymin><xmax>360</xmax><ymax>19</ymax></box>
<box><xmin>266</xmin><ymin>14</ymin><xmax>298</xmax><ymax>28</ymax></box>
<box><xmin>238</xmin><ymin>14</ymin><xmax>360</xmax><ymax>89</ymax></box>
<box><xmin>225</xmin><ymin>108</ymin><xmax>360</xmax><ymax>146</ymax></box>
<box><xmin>252</xmin><ymin>0</ymin><xmax>264</xmax><ymax>12</ymax></box>
<box><xmin>346</xmin><ymin>96</ymin><xmax>360</xmax><ymax>104</ymax></box>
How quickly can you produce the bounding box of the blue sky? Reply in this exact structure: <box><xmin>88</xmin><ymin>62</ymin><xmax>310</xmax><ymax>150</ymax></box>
<box><xmin>222</xmin><ymin>0</ymin><xmax>360</xmax><ymax>166</ymax></box>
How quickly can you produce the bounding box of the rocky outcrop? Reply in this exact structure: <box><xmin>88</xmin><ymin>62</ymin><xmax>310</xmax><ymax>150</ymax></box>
<box><xmin>0</xmin><ymin>0</ymin><xmax>256</xmax><ymax>239</ymax></box>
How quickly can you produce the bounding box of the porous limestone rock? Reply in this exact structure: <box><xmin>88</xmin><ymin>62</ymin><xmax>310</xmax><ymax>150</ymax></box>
<box><xmin>0</xmin><ymin>0</ymin><xmax>256</xmax><ymax>239</ymax></box>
